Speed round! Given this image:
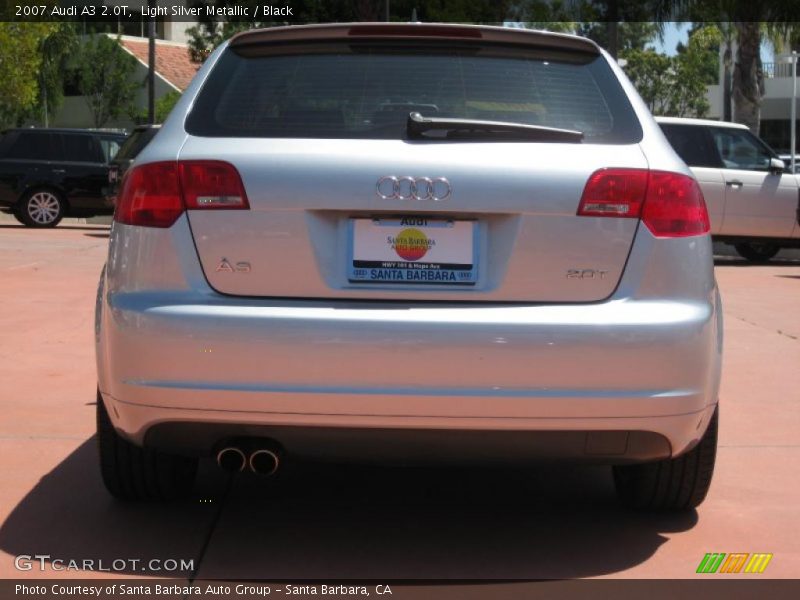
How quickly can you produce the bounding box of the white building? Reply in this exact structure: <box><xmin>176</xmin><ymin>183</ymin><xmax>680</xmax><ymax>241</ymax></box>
<box><xmin>102</xmin><ymin>0</ymin><xmax>199</xmax><ymax>44</ymax></box>
<box><xmin>705</xmin><ymin>46</ymin><xmax>799</xmax><ymax>154</ymax></box>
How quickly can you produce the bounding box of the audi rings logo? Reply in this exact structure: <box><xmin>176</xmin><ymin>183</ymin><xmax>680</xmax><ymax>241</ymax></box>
<box><xmin>376</xmin><ymin>176</ymin><xmax>451</xmax><ymax>201</ymax></box>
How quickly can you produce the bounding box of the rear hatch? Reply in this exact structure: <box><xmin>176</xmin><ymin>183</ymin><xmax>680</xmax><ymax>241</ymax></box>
<box><xmin>182</xmin><ymin>25</ymin><xmax>645</xmax><ymax>302</ymax></box>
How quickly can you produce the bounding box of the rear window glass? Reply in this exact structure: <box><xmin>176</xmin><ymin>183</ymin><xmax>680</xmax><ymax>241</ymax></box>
<box><xmin>98</xmin><ymin>136</ymin><xmax>124</xmax><ymax>162</ymax></box>
<box><xmin>116</xmin><ymin>128</ymin><xmax>159</xmax><ymax>161</ymax></box>
<box><xmin>186</xmin><ymin>43</ymin><xmax>641</xmax><ymax>144</ymax></box>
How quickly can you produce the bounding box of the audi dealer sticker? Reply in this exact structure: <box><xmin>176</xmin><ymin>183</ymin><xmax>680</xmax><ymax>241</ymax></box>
<box><xmin>348</xmin><ymin>217</ymin><xmax>478</xmax><ymax>285</ymax></box>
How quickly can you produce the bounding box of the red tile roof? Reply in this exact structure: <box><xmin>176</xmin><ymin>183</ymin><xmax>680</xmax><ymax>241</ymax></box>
<box><xmin>119</xmin><ymin>38</ymin><xmax>199</xmax><ymax>91</ymax></box>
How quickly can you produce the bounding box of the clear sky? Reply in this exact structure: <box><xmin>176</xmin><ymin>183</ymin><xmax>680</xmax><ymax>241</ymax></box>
<box><xmin>653</xmin><ymin>22</ymin><xmax>688</xmax><ymax>56</ymax></box>
<box><xmin>654</xmin><ymin>22</ymin><xmax>773</xmax><ymax>62</ymax></box>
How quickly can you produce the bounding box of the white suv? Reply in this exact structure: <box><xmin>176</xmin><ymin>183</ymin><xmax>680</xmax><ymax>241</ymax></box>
<box><xmin>657</xmin><ymin>117</ymin><xmax>800</xmax><ymax>262</ymax></box>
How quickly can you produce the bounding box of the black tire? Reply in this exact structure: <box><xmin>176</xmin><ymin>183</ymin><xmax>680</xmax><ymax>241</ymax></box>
<box><xmin>613</xmin><ymin>407</ymin><xmax>718</xmax><ymax>510</ymax></box>
<box><xmin>734</xmin><ymin>242</ymin><xmax>780</xmax><ymax>263</ymax></box>
<box><xmin>19</xmin><ymin>188</ymin><xmax>65</xmax><ymax>228</ymax></box>
<box><xmin>96</xmin><ymin>392</ymin><xmax>197</xmax><ymax>501</ymax></box>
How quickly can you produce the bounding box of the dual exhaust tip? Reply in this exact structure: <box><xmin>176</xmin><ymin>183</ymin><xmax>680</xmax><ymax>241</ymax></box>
<box><xmin>216</xmin><ymin>445</ymin><xmax>280</xmax><ymax>476</ymax></box>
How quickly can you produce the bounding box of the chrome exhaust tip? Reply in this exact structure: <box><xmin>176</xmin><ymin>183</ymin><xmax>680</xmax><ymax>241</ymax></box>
<box><xmin>216</xmin><ymin>447</ymin><xmax>246</xmax><ymax>472</ymax></box>
<box><xmin>249</xmin><ymin>449</ymin><xmax>280</xmax><ymax>476</ymax></box>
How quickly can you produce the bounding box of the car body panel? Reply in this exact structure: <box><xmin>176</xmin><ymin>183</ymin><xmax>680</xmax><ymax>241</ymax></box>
<box><xmin>689</xmin><ymin>167</ymin><xmax>726</xmax><ymax>234</ymax></box>
<box><xmin>717</xmin><ymin>167</ymin><xmax>797</xmax><ymax>238</ymax></box>
<box><xmin>180</xmin><ymin>137</ymin><xmax>646</xmax><ymax>302</ymax></box>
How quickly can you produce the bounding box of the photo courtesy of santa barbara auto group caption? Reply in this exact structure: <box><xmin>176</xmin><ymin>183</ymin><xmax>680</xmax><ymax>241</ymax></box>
<box><xmin>1</xmin><ymin>1</ymin><xmax>799</xmax><ymax>599</ymax></box>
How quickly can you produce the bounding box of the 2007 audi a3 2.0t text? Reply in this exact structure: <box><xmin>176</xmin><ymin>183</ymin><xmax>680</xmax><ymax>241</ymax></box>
<box><xmin>95</xmin><ymin>23</ymin><xmax>722</xmax><ymax>509</ymax></box>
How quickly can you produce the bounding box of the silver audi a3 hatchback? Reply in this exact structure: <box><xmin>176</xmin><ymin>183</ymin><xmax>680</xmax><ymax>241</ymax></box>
<box><xmin>96</xmin><ymin>23</ymin><xmax>722</xmax><ymax>509</ymax></box>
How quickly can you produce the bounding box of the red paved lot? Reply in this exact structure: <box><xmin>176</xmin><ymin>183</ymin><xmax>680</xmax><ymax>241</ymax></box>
<box><xmin>0</xmin><ymin>222</ymin><xmax>798</xmax><ymax>580</ymax></box>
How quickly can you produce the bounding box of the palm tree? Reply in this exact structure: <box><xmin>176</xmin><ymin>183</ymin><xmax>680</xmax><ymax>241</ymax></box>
<box><xmin>650</xmin><ymin>0</ymin><xmax>799</xmax><ymax>133</ymax></box>
<box><xmin>719</xmin><ymin>22</ymin><xmax>735</xmax><ymax>121</ymax></box>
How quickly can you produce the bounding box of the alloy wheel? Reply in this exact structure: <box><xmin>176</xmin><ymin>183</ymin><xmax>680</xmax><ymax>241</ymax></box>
<box><xmin>27</xmin><ymin>191</ymin><xmax>61</xmax><ymax>225</ymax></box>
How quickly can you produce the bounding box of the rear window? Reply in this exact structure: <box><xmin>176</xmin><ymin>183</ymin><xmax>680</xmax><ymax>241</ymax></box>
<box><xmin>97</xmin><ymin>136</ymin><xmax>125</xmax><ymax>162</ymax></box>
<box><xmin>186</xmin><ymin>43</ymin><xmax>641</xmax><ymax>144</ymax></box>
<box><xmin>115</xmin><ymin>128</ymin><xmax>159</xmax><ymax>161</ymax></box>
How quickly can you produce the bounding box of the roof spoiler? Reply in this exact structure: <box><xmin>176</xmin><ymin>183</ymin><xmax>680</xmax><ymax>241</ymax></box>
<box><xmin>229</xmin><ymin>23</ymin><xmax>600</xmax><ymax>55</ymax></box>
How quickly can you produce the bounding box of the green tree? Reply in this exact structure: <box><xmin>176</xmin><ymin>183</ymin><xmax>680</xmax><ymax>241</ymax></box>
<box><xmin>515</xmin><ymin>1</ymin><xmax>663</xmax><ymax>57</ymax></box>
<box><xmin>622</xmin><ymin>25</ymin><xmax>721</xmax><ymax>118</ymax></box>
<box><xmin>185</xmin><ymin>0</ymin><xmax>378</xmax><ymax>62</ymax></box>
<box><xmin>578</xmin><ymin>21</ymin><xmax>658</xmax><ymax>53</ymax></box>
<box><xmin>512</xmin><ymin>0</ymin><xmax>575</xmax><ymax>26</ymax></box>
<box><xmin>621</xmin><ymin>49</ymin><xmax>674</xmax><ymax>114</ymax></box>
<box><xmin>16</xmin><ymin>23</ymin><xmax>79</xmax><ymax>127</ymax></box>
<box><xmin>650</xmin><ymin>0</ymin><xmax>800</xmax><ymax>133</ymax></box>
<box><xmin>676</xmin><ymin>23</ymin><xmax>720</xmax><ymax>85</ymax></box>
<box><xmin>0</xmin><ymin>22</ymin><xmax>57</xmax><ymax>128</ymax></box>
<box><xmin>76</xmin><ymin>34</ymin><xmax>141</xmax><ymax>128</ymax></box>
<box><xmin>392</xmin><ymin>0</ymin><xmax>512</xmax><ymax>23</ymax></box>
<box><xmin>155</xmin><ymin>90</ymin><xmax>182</xmax><ymax>123</ymax></box>
<box><xmin>669</xmin><ymin>25</ymin><xmax>722</xmax><ymax>116</ymax></box>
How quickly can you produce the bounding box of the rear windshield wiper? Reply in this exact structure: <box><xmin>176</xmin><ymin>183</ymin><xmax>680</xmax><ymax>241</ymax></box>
<box><xmin>407</xmin><ymin>112</ymin><xmax>584</xmax><ymax>142</ymax></box>
<box><xmin>406</xmin><ymin>112</ymin><xmax>583</xmax><ymax>143</ymax></box>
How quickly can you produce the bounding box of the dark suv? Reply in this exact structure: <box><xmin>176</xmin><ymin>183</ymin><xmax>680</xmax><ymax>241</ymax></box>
<box><xmin>106</xmin><ymin>125</ymin><xmax>161</xmax><ymax>205</ymax></box>
<box><xmin>0</xmin><ymin>128</ymin><xmax>126</xmax><ymax>227</ymax></box>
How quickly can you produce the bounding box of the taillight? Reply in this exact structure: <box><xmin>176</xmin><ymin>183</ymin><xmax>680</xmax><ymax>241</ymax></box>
<box><xmin>114</xmin><ymin>160</ymin><xmax>249</xmax><ymax>228</ymax></box>
<box><xmin>179</xmin><ymin>161</ymin><xmax>249</xmax><ymax>210</ymax></box>
<box><xmin>115</xmin><ymin>162</ymin><xmax>182</xmax><ymax>228</ymax></box>
<box><xmin>641</xmin><ymin>171</ymin><xmax>710</xmax><ymax>237</ymax></box>
<box><xmin>577</xmin><ymin>168</ymin><xmax>648</xmax><ymax>218</ymax></box>
<box><xmin>577</xmin><ymin>168</ymin><xmax>709</xmax><ymax>238</ymax></box>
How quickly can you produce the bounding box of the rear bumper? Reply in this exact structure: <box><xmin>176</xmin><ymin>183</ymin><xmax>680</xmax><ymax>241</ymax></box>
<box><xmin>104</xmin><ymin>399</ymin><xmax>714</xmax><ymax>464</ymax></box>
<box><xmin>98</xmin><ymin>293</ymin><xmax>722</xmax><ymax>462</ymax></box>
<box><xmin>96</xmin><ymin>220</ymin><xmax>722</xmax><ymax>462</ymax></box>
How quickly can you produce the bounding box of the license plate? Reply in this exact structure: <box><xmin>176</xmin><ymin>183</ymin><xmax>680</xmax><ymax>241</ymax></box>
<box><xmin>348</xmin><ymin>217</ymin><xmax>477</xmax><ymax>285</ymax></box>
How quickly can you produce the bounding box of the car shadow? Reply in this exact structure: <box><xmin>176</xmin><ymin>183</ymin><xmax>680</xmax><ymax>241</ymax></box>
<box><xmin>83</xmin><ymin>233</ymin><xmax>110</xmax><ymax>239</ymax></box>
<box><xmin>0</xmin><ymin>437</ymin><xmax>698</xmax><ymax>580</ymax></box>
<box><xmin>0</xmin><ymin>439</ymin><xmax>227</xmax><ymax>578</ymax></box>
<box><xmin>0</xmin><ymin>224</ymin><xmax>111</xmax><ymax>232</ymax></box>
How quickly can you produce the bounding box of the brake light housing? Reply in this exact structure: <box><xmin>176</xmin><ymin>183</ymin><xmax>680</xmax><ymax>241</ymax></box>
<box><xmin>115</xmin><ymin>161</ymin><xmax>249</xmax><ymax>228</ymax></box>
<box><xmin>642</xmin><ymin>171</ymin><xmax>710</xmax><ymax>237</ymax></box>
<box><xmin>577</xmin><ymin>168</ymin><xmax>709</xmax><ymax>238</ymax></box>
